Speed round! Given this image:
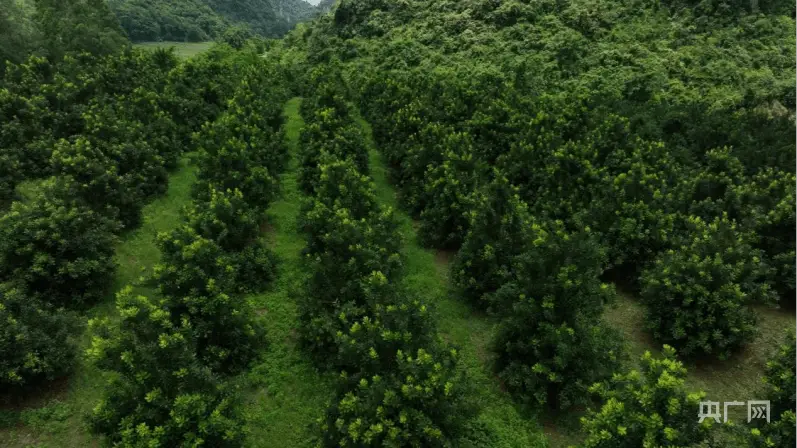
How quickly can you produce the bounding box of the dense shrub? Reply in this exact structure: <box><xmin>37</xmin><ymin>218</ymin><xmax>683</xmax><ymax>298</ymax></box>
<box><xmin>0</xmin><ymin>282</ymin><xmax>79</xmax><ymax>391</ymax></box>
<box><xmin>50</xmin><ymin>137</ymin><xmax>146</xmax><ymax>228</ymax></box>
<box><xmin>417</xmin><ymin>132</ymin><xmax>483</xmax><ymax>249</ymax></box>
<box><xmin>187</xmin><ymin>186</ymin><xmax>263</xmax><ymax>252</ymax></box>
<box><xmin>193</xmin><ymin>136</ymin><xmax>279</xmax><ymax>211</ymax></box>
<box><xmin>639</xmin><ymin>215</ymin><xmax>769</xmax><ymax>359</ymax></box>
<box><xmin>318</xmin><ymin>347</ymin><xmax>473</xmax><ymax>447</ymax></box>
<box><xmin>578</xmin><ymin>346</ymin><xmax>712</xmax><ymax>448</ymax></box>
<box><xmin>0</xmin><ymin>184</ymin><xmax>118</xmax><ymax>307</ymax></box>
<box><xmin>450</xmin><ymin>173</ymin><xmax>533</xmax><ymax>309</ymax></box>
<box><xmin>155</xmin><ymin>226</ymin><xmax>275</xmax><ymax>298</ymax></box>
<box><xmin>297</xmin><ymin>117</ymin><xmax>370</xmax><ymax>195</ymax></box>
<box><xmin>492</xmin><ymin>222</ymin><xmax>622</xmax><ymax>410</ymax></box>
<box><xmin>739</xmin><ymin>168</ymin><xmax>796</xmax><ymax>304</ymax></box>
<box><xmin>88</xmin><ymin>289</ymin><xmax>245</xmax><ymax>447</ymax></box>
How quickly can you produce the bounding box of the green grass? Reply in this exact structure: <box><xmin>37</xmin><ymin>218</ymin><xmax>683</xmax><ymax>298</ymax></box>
<box><xmin>241</xmin><ymin>97</ymin><xmax>335</xmax><ymax>447</ymax></box>
<box><xmin>133</xmin><ymin>41</ymin><xmax>215</xmax><ymax>59</ymax></box>
<box><xmin>355</xmin><ymin>113</ymin><xmax>548</xmax><ymax>448</ymax></box>
<box><xmin>0</xmin><ymin>156</ymin><xmax>197</xmax><ymax>448</ymax></box>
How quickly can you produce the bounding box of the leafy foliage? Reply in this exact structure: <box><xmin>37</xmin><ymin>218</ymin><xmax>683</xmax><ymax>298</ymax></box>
<box><xmin>0</xmin><ymin>184</ymin><xmax>118</xmax><ymax>308</ymax></box>
<box><xmin>578</xmin><ymin>346</ymin><xmax>712</xmax><ymax>448</ymax></box>
<box><xmin>0</xmin><ymin>282</ymin><xmax>79</xmax><ymax>391</ymax></box>
<box><xmin>640</xmin><ymin>215</ymin><xmax>768</xmax><ymax>359</ymax></box>
<box><xmin>492</xmin><ymin>222</ymin><xmax>621</xmax><ymax>410</ymax></box>
<box><xmin>87</xmin><ymin>289</ymin><xmax>245</xmax><ymax>447</ymax></box>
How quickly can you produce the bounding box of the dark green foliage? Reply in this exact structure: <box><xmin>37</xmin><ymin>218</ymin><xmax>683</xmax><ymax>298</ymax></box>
<box><xmin>33</xmin><ymin>0</ymin><xmax>127</xmax><ymax>62</ymax></box>
<box><xmin>492</xmin><ymin>222</ymin><xmax>621</xmax><ymax>410</ymax></box>
<box><xmin>107</xmin><ymin>0</ymin><xmax>317</xmax><ymax>43</ymax></box>
<box><xmin>0</xmin><ymin>183</ymin><xmax>118</xmax><ymax>307</ymax></box>
<box><xmin>740</xmin><ymin>168</ymin><xmax>796</xmax><ymax>304</ymax></box>
<box><xmin>222</xmin><ymin>25</ymin><xmax>254</xmax><ymax>49</ymax></box>
<box><xmin>298</xmin><ymin>113</ymin><xmax>369</xmax><ymax>195</ymax></box>
<box><xmin>187</xmin><ymin>187</ymin><xmax>263</xmax><ymax>252</ymax></box>
<box><xmin>318</xmin><ymin>346</ymin><xmax>472</xmax><ymax>447</ymax></box>
<box><xmin>193</xmin><ymin>136</ymin><xmax>279</xmax><ymax>211</ymax></box>
<box><xmin>763</xmin><ymin>331</ymin><xmax>796</xmax><ymax>416</ymax></box>
<box><xmin>578</xmin><ymin>346</ymin><xmax>712</xmax><ymax>448</ymax></box>
<box><xmin>640</xmin><ymin>215</ymin><xmax>768</xmax><ymax>359</ymax></box>
<box><xmin>417</xmin><ymin>133</ymin><xmax>482</xmax><ymax>249</ymax></box>
<box><xmin>50</xmin><ymin>137</ymin><xmax>148</xmax><ymax>228</ymax></box>
<box><xmin>87</xmin><ymin>289</ymin><xmax>245</xmax><ymax>447</ymax></box>
<box><xmin>450</xmin><ymin>173</ymin><xmax>532</xmax><ymax>309</ymax></box>
<box><xmin>0</xmin><ymin>282</ymin><xmax>79</xmax><ymax>391</ymax></box>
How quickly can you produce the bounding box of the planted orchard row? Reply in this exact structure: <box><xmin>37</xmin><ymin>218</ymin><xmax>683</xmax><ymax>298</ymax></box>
<box><xmin>0</xmin><ymin>46</ymin><xmax>243</xmax><ymax>394</ymax></box>
<box><xmin>352</xmin><ymin>68</ymin><xmax>795</xmax><ymax>446</ymax></box>
<box><xmin>296</xmin><ymin>74</ymin><xmax>477</xmax><ymax>446</ymax></box>
<box><xmin>85</xmin><ymin>59</ymin><xmax>292</xmax><ymax>446</ymax></box>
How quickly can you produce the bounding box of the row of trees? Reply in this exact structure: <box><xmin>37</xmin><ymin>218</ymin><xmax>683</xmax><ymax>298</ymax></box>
<box><xmin>87</xmin><ymin>59</ymin><xmax>291</xmax><ymax>445</ymax></box>
<box><xmin>296</xmin><ymin>72</ymin><xmax>476</xmax><ymax>446</ymax></box>
<box><xmin>284</xmin><ymin>2</ymin><xmax>797</xmax><ymax>445</ymax></box>
<box><xmin>0</xmin><ymin>44</ymin><xmax>252</xmax><ymax>396</ymax></box>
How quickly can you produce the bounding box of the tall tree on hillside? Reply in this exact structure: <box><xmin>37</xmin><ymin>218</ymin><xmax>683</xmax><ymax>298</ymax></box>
<box><xmin>33</xmin><ymin>0</ymin><xmax>127</xmax><ymax>62</ymax></box>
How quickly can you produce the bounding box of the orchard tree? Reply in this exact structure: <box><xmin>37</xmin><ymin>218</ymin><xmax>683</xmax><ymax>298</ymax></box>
<box><xmin>450</xmin><ymin>172</ymin><xmax>533</xmax><ymax>310</ymax></box>
<box><xmin>0</xmin><ymin>182</ymin><xmax>118</xmax><ymax>307</ymax></box>
<box><xmin>577</xmin><ymin>346</ymin><xmax>712</xmax><ymax>448</ymax></box>
<box><xmin>640</xmin><ymin>214</ymin><xmax>770</xmax><ymax>359</ymax></box>
<box><xmin>88</xmin><ymin>289</ymin><xmax>245</xmax><ymax>447</ymax></box>
<box><xmin>318</xmin><ymin>347</ymin><xmax>473</xmax><ymax>447</ymax></box>
<box><xmin>0</xmin><ymin>282</ymin><xmax>79</xmax><ymax>391</ymax></box>
<box><xmin>492</xmin><ymin>221</ymin><xmax>622</xmax><ymax>410</ymax></box>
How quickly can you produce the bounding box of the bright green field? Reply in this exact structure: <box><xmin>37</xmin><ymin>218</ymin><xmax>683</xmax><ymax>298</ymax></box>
<box><xmin>133</xmin><ymin>41</ymin><xmax>215</xmax><ymax>59</ymax></box>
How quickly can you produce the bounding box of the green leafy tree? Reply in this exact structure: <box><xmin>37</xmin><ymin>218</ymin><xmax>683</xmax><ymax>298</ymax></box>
<box><xmin>640</xmin><ymin>215</ymin><xmax>769</xmax><ymax>359</ymax></box>
<box><xmin>576</xmin><ymin>346</ymin><xmax>712</xmax><ymax>448</ymax></box>
<box><xmin>318</xmin><ymin>346</ymin><xmax>473</xmax><ymax>447</ymax></box>
<box><xmin>0</xmin><ymin>184</ymin><xmax>118</xmax><ymax>307</ymax></box>
<box><xmin>88</xmin><ymin>289</ymin><xmax>245</xmax><ymax>447</ymax></box>
<box><xmin>0</xmin><ymin>282</ymin><xmax>79</xmax><ymax>391</ymax></box>
<box><xmin>450</xmin><ymin>172</ymin><xmax>533</xmax><ymax>309</ymax></box>
<box><xmin>492</xmin><ymin>222</ymin><xmax>622</xmax><ymax>410</ymax></box>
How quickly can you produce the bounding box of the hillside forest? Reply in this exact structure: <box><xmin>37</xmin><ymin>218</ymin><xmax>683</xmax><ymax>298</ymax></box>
<box><xmin>0</xmin><ymin>0</ymin><xmax>795</xmax><ymax>447</ymax></box>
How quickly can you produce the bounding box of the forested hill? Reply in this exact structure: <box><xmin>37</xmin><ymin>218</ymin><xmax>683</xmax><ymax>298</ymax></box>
<box><xmin>107</xmin><ymin>0</ymin><xmax>318</xmax><ymax>41</ymax></box>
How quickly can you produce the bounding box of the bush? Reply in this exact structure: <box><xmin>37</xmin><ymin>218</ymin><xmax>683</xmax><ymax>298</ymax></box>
<box><xmin>450</xmin><ymin>172</ymin><xmax>533</xmax><ymax>309</ymax></box>
<box><xmin>187</xmin><ymin>186</ymin><xmax>263</xmax><ymax>252</ymax></box>
<box><xmin>0</xmin><ymin>185</ymin><xmax>118</xmax><ymax>307</ymax></box>
<box><xmin>318</xmin><ymin>347</ymin><xmax>473</xmax><ymax>447</ymax></box>
<box><xmin>297</xmin><ymin>114</ymin><xmax>369</xmax><ymax>195</ymax></box>
<box><xmin>87</xmin><ymin>289</ymin><xmax>244</xmax><ymax>447</ymax></box>
<box><xmin>492</xmin><ymin>222</ymin><xmax>621</xmax><ymax>410</ymax></box>
<box><xmin>418</xmin><ymin>134</ymin><xmax>483</xmax><ymax>249</ymax></box>
<box><xmin>577</xmin><ymin>346</ymin><xmax>712</xmax><ymax>448</ymax></box>
<box><xmin>304</xmin><ymin>271</ymin><xmax>437</xmax><ymax>373</ymax></box>
<box><xmin>762</xmin><ymin>331</ymin><xmax>796</xmax><ymax>422</ymax></box>
<box><xmin>640</xmin><ymin>215</ymin><xmax>769</xmax><ymax>359</ymax></box>
<box><xmin>50</xmin><ymin>137</ymin><xmax>144</xmax><ymax>228</ymax></box>
<box><xmin>193</xmin><ymin>136</ymin><xmax>279</xmax><ymax>211</ymax></box>
<box><xmin>0</xmin><ymin>282</ymin><xmax>79</xmax><ymax>391</ymax></box>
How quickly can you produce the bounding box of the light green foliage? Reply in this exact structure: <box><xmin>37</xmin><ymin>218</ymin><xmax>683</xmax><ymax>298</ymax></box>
<box><xmin>0</xmin><ymin>183</ymin><xmax>118</xmax><ymax>307</ymax></box>
<box><xmin>640</xmin><ymin>215</ymin><xmax>769</xmax><ymax>359</ymax></box>
<box><xmin>87</xmin><ymin>289</ymin><xmax>245</xmax><ymax>447</ymax></box>
<box><xmin>577</xmin><ymin>346</ymin><xmax>711</xmax><ymax>448</ymax></box>
<box><xmin>492</xmin><ymin>221</ymin><xmax>622</xmax><ymax>410</ymax></box>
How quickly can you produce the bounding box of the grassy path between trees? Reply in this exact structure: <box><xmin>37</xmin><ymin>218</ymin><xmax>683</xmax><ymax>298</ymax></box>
<box><xmin>241</xmin><ymin>97</ymin><xmax>335</xmax><ymax>447</ymax></box>
<box><xmin>0</xmin><ymin>156</ymin><xmax>198</xmax><ymax>448</ymax></box>
<box><xmin>354</xmin><ymin>113</ymin><xmax>548</xmax><ymax>448</ymax></box>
